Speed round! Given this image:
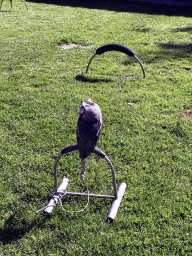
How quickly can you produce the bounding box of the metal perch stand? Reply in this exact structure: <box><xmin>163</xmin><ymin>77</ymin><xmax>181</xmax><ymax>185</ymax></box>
<box><xmin>44</xmin><ymin>145</ymin><xmax>127</xmax><ymax>222</ymax></box>
<box><xmin>86</xmin><ymin>44</ymin><xmax>145</xmax><ymax>79</ymax></box>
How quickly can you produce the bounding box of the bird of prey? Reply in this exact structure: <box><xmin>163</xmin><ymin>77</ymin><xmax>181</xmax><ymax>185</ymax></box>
<box><xmin>77</xmin><ymin>96</ymin><xmax>102</xmax><ymax>180</ymax></box>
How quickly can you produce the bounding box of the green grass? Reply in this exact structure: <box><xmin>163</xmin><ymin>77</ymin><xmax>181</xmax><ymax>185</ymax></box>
<box><xmin>1</xmin><ymin>0</ymin><xmax>192</xmax><ymax>255</ymax></box>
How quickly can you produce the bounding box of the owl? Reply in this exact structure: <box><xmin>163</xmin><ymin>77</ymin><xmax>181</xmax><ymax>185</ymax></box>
<box><xmin>77</xmin><ymin>97</ymin><xmax>102</xmax><ymax>160</ymax></box>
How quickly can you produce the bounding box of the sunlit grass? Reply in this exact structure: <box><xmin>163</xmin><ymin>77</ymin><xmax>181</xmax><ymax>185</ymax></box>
<box><xmin>0</xmin><ymin>0</ymin><xmax>192</xmax><ymax>255</ymax></box>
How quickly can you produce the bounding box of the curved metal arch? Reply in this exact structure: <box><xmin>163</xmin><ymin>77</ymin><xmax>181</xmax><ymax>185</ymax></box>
<box><xmin>86</xmin><ymin>44</ymin><xmax>145</xmax><ymax>79</ymax></box>
<box><xmin>54</xmin><ymin>144</ymin><xmax>117</xmax><ymax>199</ymax></box>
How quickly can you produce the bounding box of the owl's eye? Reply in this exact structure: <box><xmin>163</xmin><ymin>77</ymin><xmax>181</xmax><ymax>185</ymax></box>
<box><xmin>79</xmin><ymin>106</ymin><xmax>85</xmax><ymax>115</ymax></box>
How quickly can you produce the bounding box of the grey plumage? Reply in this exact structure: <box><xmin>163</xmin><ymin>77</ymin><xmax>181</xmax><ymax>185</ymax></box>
<box><xmin>77</xmin><ymin>96</ymin><xmax>102</xmax><ymax>160</ymax></box>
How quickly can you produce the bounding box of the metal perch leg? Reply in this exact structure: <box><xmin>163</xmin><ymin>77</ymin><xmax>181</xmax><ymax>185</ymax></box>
<box><xmin>22</xmin><ymin>0</ymin><xmax>28</xmax><ymax>10</ymax></box>
<box><xmin>0</xmin><ymin>0</ymin><xmax>28</xmax><ymax>10</ymax></box>
<box><xmin>0</xmin><ymin>0</ymin><xmax>4</xmax><ymax>9</ymax></box>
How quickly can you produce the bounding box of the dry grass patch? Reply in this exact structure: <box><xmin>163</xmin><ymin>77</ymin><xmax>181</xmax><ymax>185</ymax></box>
<box><xmin>181</xmin><ymin>108</ymin><xmax>192</xmax><ymax>120</ymax></box>
<box><xmin>58</xmin><ymin>43</ymin><xmax>87</xmax><ymax>49</ymax></box>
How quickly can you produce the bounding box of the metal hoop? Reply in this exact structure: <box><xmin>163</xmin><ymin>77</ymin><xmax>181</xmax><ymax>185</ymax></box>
<box><xmin>86</xmin><ymin>44</ymin><xmax>145</xmax><ymax>79</ymax></box>
<box><xmin>54</xmin><ymin>144</ymin><xmax>117</xmax><ymax>199</ymax></box>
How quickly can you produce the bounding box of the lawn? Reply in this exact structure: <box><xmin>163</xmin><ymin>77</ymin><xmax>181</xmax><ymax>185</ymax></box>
<box><xmin>0</xmin><ymin>0</ymin><xmax>192</xmax><ymax>255</ymax></box>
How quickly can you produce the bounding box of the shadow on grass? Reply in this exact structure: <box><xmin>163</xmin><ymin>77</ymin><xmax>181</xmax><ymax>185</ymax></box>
<box><xmin>0</xmin><ymin>212</ymin><xmax>49</xmax><ymax>245</ymax></box>
<box><xmin>76</xmin><ymin>74</ymin><xmax>112</xmax><ymax>83</ymax></box>
<box><xmin>27</xmin><ymin>0</ymin><xmax>192</xmax><ymax>17</ymax></box>
<box><xmin>142</xmin><ymin>40</ymin><xmax>192</xmax><ymax>64</ymax></box>
<box><xmin>157</xmin><ymin>43</ymin><xmax>192</xmax><ymax>58</ymax></box>
<box><xmin>172</xmin><ymin>27</ymin><xmax>192</xmax><ymax>33</ymax></box>
<box><xmin>0</xmin><ymin>201</ymin><xmax>112</xmax><ymax>245</ymax></box>
<box><xmin>159</xmin><ymin>43</ymin><xmax>192</xmax><ymax>51</ymax></box>
<box><xmin>151</xmin><ymin>25</ymin><xmax>192</xmax><ymax>60</ymax></box>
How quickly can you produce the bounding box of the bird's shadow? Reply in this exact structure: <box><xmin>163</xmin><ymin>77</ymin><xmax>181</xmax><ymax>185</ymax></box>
<box><xmin>0</xmin><ymin>211</ymin><xmax>50</xmax><ymax>245</ymax></box>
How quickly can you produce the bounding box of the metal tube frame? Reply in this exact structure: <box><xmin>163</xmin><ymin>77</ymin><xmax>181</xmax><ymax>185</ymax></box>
<box><xmin>85</xmin><ymin>53</ymin><xmax>145</xmax><ymax>79</ymax></box>
<box><xmin>54</xmin><ymin>144</ymin><xmax>117</xmax><ymax>200</ymax></box>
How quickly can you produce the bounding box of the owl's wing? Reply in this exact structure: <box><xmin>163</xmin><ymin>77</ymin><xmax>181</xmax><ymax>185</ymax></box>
<box><xmin>92</xmin><ymin>118</ymin><xmax>102</xmax><ymax>138</ymax></box>
<box><xmin>77</xmin><ymin>117</ymin><xmax>102</xmax><ymax>159</ymax></box>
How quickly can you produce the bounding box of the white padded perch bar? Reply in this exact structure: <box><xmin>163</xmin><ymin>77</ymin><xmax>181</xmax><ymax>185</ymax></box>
<box><xmin>44</xmin><ymin>178</ymin><xmax>69</xmax><ymax>214</ymax></box>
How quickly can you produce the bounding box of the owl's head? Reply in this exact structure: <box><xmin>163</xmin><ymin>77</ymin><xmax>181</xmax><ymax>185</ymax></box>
<box><xmin>79</xmin><ymin>96</ymin><xmax>94</xmax><ymax>115</ymax></box>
